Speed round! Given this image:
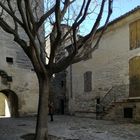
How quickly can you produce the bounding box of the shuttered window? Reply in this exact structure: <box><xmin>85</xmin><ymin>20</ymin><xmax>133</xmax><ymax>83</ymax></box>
<box><xmin>129</xmin><ymin>56</ymin><xmax>140</xmax><ymax>97</ymax></box>
<box><xmin>129</xmin><ymin>19</ymin><xmax>140</xmax><ymax>50</ymax></box>
<box><xmin>84</xmin><ymin>71</ymin><xmax>92</xmax><ymax>92</ymax></box>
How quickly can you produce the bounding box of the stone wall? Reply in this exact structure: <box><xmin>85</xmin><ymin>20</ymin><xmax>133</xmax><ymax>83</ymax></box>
<box><xmin>104</xmin><ymin>99</ymin><xmax>140</xmax><ymax>122</ymax></box>
<box><xmin>66</xmin><ymin>8</ymin><xmax>140</xmax><ymax>115</ymax></box>
<box><xmin>0</xmin><ymin>29</ymin><xmax>39</xmax><ymax>116</ymax></box>
<box><xmin>51</xmin><ymin>71</ymin><xmax>68</xmax><ymax>114</ymax></box>
<box><xmin>0</xmin><ymin>0</ymin><xmax>44</xmax><ymax>116</ymax></box>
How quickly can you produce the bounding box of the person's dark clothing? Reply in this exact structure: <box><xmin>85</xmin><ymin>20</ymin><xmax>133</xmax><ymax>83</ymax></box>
<box><xmin>96</xmin><ymin>103</ymin><xmax>103</xmax><ymax>120</ymax></box>
<box><xmin>49</xmin><ymin>103</ymin><xmax>54</xmax><ymax>121</ymax></box>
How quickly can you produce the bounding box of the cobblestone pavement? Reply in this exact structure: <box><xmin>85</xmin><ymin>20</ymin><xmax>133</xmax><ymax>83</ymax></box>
<box><xmin>0</xmin><ymin>115</ymin><xmax>140</xmax><ymax>140</ymax></box>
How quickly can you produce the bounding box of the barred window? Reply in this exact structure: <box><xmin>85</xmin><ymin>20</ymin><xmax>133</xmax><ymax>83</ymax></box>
<box><xmin>84</xmin><ymin>71</ymin><xmax>92</xmax><ymax>92</ymax></box>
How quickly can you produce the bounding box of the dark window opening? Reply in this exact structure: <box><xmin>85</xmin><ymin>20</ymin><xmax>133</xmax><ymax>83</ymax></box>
<box><xmin>61</xmin><ymin>81</ymin><xmax>64</xmax><ymax>87</ymax></box>
<box><xmin>96</xmin><ymin>98</ymin><xmax>100</xmax><ymax>104</ymax></box>
<box><xmin>6</xmin><ymin>57</ymin><xmax>13</xmax><ymax>64</ymax></box>
<box><xmin>31</xmin><ymin>69</ymin><xmax>35</xmax><ymax>71</ymax></box>
<box><xmin>124</xmin><ymin>108</ymin><xmax>133</xmax><ymax>118</ymax></box>
<box><xmin>60</xmin><ymin>99</ymin><xmax>64</xmax><ymax>114</ymax></box>
<box><xmin>7</xmin><ymin>76</ymin><xmax>12</xmax><ymax>82</ymax></box>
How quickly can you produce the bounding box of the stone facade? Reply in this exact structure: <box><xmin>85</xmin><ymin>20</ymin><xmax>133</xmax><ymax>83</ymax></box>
<box><xmin>0</xmin><ymin>29</ymin><xmax>39</xmax><ymax>117</ymax></box>
<box><xmin>49</xmin><ymin>25</ymin><xmax>73</xmax><ymax>115</ymax></box>
<box><xmin>51</xmin><ymin>71</ymin><xmax>69</xmax><ymax>114</ymax></box>
<box><xmin>66</xmin><ymin>7</ymin><xmax>140</xmax><ymax>121</ymax></box>
<box><xmin>0</xmin><ymin>1</ymin><xmax>45</xmax><ymax>117</ymax></box>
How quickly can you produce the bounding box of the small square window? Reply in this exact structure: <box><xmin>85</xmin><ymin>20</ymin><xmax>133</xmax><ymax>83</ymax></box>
<box><xmin>61</xmin><ymin>81</ymin><xmax>64</xmax><ymax>87</ymax></box>
<box><xmin>6</xmin><ymin>57</ymin><xmax>13</xmax><ymax>64</ymax></box>
<box><xmin>124</xmin><ymin>108</ymin><xmax>133</xmax><ymax>118</ymax></box>
<box><xmin>7</xmin><ymin>76</ymin><xmax>13</xmax><ymax>82</ymax></box>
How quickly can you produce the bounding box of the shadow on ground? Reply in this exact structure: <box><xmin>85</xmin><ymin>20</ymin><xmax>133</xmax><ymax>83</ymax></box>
<box><xmin>20</xmin><ymin>133</ymin><xmax>34</xmax><ymax>140</ymax></box>
<box><xmin>20</xmin><ymin>133</ymin><xmax>69</xmax><ymax>140</ymax></box>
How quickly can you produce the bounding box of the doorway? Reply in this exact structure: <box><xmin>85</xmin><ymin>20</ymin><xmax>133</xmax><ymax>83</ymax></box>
<box><xmin>124</xmin><ymin>108</ymin><xmax>133</xmax><ymax>118</ymax></box>
<box><xmin>60</xmin><ymin>99</ymin><xmax>64</xmax><ymax>114</ymax></box>
<box><xmin>0</xmin><ymin>90</ymin><xmax>19</xmax><ymax>117</ymax></box>
<box><xmin>0</xmin><ymin>92</ymin><xmax>10</xmax><ymax>117</ymax></box>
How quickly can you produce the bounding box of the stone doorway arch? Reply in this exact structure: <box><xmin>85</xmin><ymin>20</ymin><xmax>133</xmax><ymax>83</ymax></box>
<box><xmin>0</xmin><ymin>89</ymin><xmax>19</xmax><ymax>117</ymax></box>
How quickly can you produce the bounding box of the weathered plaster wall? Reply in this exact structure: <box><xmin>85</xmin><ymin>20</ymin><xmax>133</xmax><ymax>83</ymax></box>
<box><xmin>0</xmin><ymin>0</ymin><xmax>45</xmax><ymax>116</ymax></box>
<box><xmin>0</xmin><ymin>93</ymin><xmax>6</xmax><ymax>116</ymax></box>
<box><xmin>0</xmin><ymin>29</ymin><xmax>39</xmax><ymax>116</ymax></box>
<box><xmin>66</xmin><ymin>9</ymin><xmax>140</xmax><ymax>115</ymax></box>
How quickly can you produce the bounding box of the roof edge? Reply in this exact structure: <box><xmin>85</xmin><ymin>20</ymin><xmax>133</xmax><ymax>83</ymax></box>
<box><xmin>98</xmin><ymin>6</ymin><xmax>140</xmax><ymax>32</ymax></box>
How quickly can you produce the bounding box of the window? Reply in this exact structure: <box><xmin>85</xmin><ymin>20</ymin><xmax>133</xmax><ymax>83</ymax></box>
<box><xmin>6</xmin><ymin>57</ymin><xmax>13</xmax><ymax>64</ymax></box>
<box><xmin>61</xmin><ymin>81</ymin><xmax>64</xmax><ymax>88</ymax></box>
<box><xmin>84</xmin><ymin>71</ymin><xmax>92</xmax><ymax>92</ymax></box>
<box><xmin>129</xmin><ymin>56</ymin><xmax>140</xmax><ymax>97</ymax></box>
<box><xmin>129</xmin><ymin>19</ymin><xmax>140</xmax><ymax>50</ymax></box>
<box><xmin>7</xmin><ymin>76</ymin><xmax>12</xmax><ymax>82</ymax></box>
<box><xmin>124</xmin><ymin>108</ymin><xmax>133</xmax><ymax>118</ymax></box>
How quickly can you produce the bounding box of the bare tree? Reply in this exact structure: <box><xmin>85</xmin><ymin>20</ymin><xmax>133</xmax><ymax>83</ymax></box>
<box><xmin>0</xmin><ymin>0</ymin><xmax>113</xmax><ymax>139</ymax></box>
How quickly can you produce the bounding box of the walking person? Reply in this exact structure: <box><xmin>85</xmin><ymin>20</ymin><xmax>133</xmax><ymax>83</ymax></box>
<box><xmin>96</xmin><ymin>98</ymin><xmax>103</xmax><ymax>120</ymax></box>
<box><xmin>48</xmin><ymin>102</ymin><xmax>54</xmax><ymax>121</ymax></box>
<box><xmin>96</xmin><ymin>102</ymin><xmax>101</xmax><ymax>120</ymax></box>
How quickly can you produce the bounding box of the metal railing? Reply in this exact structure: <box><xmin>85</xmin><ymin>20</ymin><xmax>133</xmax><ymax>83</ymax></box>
<box><xmin>100</xmin><ymin>86</ymin><xmax>115</xmax><ymax>110</ymax></box>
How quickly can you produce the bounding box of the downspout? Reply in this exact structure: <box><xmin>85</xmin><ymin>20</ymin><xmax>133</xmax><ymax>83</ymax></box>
<box><xmin>70</xmin><ymin>65</ymin><xmax>73</xmax><ymax>98</ymax></box>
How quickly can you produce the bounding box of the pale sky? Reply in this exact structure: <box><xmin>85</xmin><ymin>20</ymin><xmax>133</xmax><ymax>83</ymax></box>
<box><xmin>111</xmin><ymin>0</ymin><xmax>140</xmax><ymax>21</ymax></box>
<box><xmin>44</xmin><ymin>0</ymin><xmax>140</xmax><ymax>36</ymax></box>
<box><xmin>79</xmin><ymin>0</ymin><xmax>140</xmax><ymax>35</ymax></box>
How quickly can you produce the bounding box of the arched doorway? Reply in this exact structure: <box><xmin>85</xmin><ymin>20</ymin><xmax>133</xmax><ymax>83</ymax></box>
<box><xmin>129</xmin><ymin>56</ymin><xmax>140</xmax><ymax>97</ymax></box>
<box><xmin>0</xmin><ymin>92</ymin><xmax>10</xmax><ymax>117</ymax></box>
<box><xmin>0</xmin><ymin>90</ymin><xmax>19</xmax><ymax>117</ymax></box>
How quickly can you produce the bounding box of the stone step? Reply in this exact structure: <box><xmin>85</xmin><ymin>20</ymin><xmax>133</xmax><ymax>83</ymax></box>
<box><xmin>75</xmin><ymin>111</ymin><xmax>96</xmax><ymax>118</ymax></box>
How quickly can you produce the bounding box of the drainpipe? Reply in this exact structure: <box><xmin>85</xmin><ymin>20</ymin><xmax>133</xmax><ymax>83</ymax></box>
<box><xmin>70</xmin><ymin>65</ymin><xmax>73</xmax><ymax>98</ymax></box>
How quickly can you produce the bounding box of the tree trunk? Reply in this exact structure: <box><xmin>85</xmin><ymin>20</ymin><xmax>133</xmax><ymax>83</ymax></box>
<box><xmin>35</xmin><ymin>74</ymin><xmax>51</xmax><ymax>140</ymax></box>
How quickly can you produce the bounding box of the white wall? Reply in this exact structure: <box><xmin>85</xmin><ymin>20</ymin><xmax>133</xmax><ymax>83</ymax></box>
<box><xmin>67</xmin><ymin>9</ymin><xmax>140</xmax><ymax>114</ymax></box>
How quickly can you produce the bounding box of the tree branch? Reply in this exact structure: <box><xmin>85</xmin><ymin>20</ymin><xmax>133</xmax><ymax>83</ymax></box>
<box><xmin>48</xmin><ymin>0</ymin><xmax>62</xmax><ymax>69</ymax></box>
<box><xmin>82</xmin><ymin>0</ymin><xmax>106</xmax><ymax>43</ymax></box>
<box><xmin>0</xmin><ymin>16</ymin><xmax>30</xmax><ymax>57</ymax></box>
<box><xmin>36</xmin><ymin>6</ymin><xmax>55</xmax><ymax>31</ymax></box>
<box><xmin>72</xmin><ymin>0</ymin><xmax>113</xmax><ymax>63</ymax></box>
<box><xmin>0</xmin><ymin>1</ymin><xmax>23</xmax><ymax>27</ymax></box>
<box><xmin>51</xmin><ymin>44</ymin><xmax>76</xmax><ymax>73</ymax></box>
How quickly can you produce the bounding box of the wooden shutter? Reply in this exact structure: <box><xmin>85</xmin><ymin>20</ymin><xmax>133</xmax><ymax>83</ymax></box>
<box><xmin>130</xmin><ymin>21</ymin><xmax>137</xmax><ymax>50</ymax></box>
<box><xmin>136</xmin><ymin>19</ymin><xmax>140</xmax><ymax>48</ymax></box>
<box><xmin>129</xmin><ymin>19</ymin><xmax>140</xmax><ymax>50</ymax></box>
<box><xmin>129</xmin><ymin>56</ymin><xmax>140</xmax><ymax>97</ymax></box>
<box><xmin>84</xmin><ymin>71</ymin><xmax>92</xmax><ymax>92</ymax></box>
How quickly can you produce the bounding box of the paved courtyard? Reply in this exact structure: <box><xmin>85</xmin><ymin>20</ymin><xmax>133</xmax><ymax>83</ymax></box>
<box><xmin>0</xmin><ymin>115</ymin><xmax>140</xmax><ymax>140</ymax></box>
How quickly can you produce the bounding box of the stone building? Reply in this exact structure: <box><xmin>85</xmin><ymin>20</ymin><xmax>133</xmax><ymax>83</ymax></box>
<box><xmin>66</xmin><ymin>6</ymin><xmax>140</xmax><ymax>121</ymax></box>
<box><xmin>0</xmin><ymin>30</ymin><xmax>39</xmax><ymax>117</ymax></box>
<box><xmin>48</xmin><ymin>24</ymin><xmax>72</xmax><ymax>114</ymax></box>
<box><xmin>0</xmin><ymin>1</ymin><xmax>45</xmax><ymax>117</ymax></box>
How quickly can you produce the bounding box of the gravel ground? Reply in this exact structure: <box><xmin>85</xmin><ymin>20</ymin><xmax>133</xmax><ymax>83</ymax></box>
<box><xmin>0</xmin><ymin>115</ymin><xmax>140</xmax><ymax>140</ymax></box>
